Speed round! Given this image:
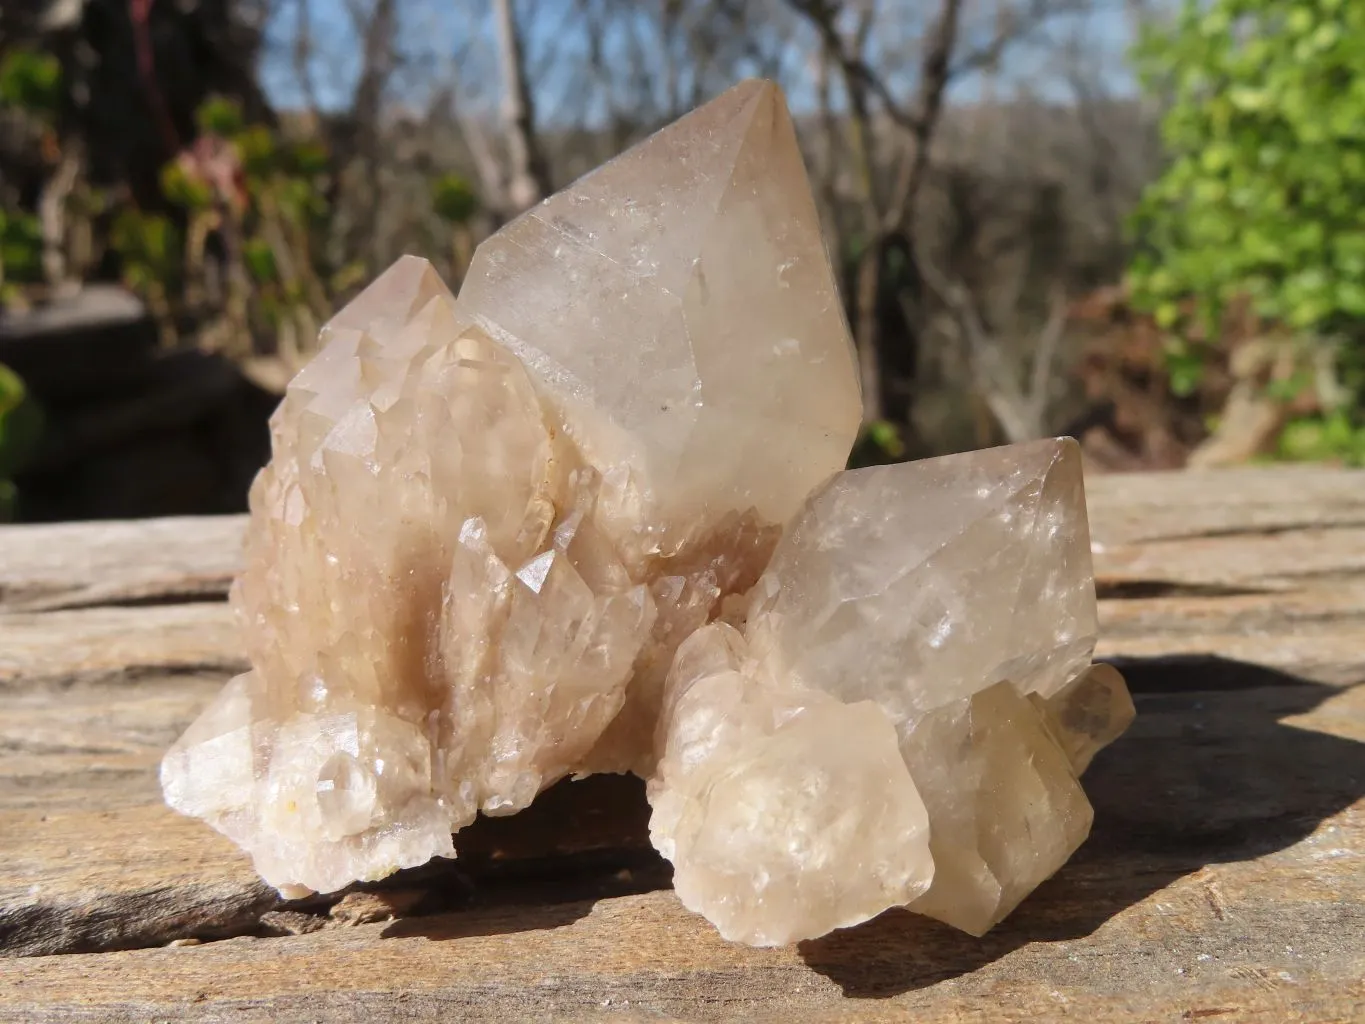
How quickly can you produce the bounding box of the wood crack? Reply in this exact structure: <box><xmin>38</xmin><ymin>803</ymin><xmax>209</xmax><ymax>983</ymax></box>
<box><xmin>1097</xmin><ymin>581</ymin><xmax>1269</xmax><ymax>600</ymax></box>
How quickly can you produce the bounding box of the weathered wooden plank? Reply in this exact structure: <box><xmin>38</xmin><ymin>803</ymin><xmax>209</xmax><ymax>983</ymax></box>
<box><xmin>0</xmin><ymin>516</ymin><xmax>244</xmax><ymax>612</ymax></box>
<box><xmin>4</xmin><ymin>663</ymin><xmax>1363</xmax><ymax>999</ymax></box>
<box><xmin>0</xmin><ymin>657</ymin><xmax>660</xmax><ymax>957</ymax></box>
<box><xmin>1098</xmin><ymin>585</ymin><xmax>1365</xmax><ymax>687</ymax></box>
<box><xmin>2</xmin><ymin>466</ymin><xmax>1364</xmax><ymax>1021</ymax></box>
<box><xmin>1085</xmin><ymin>465</ymin><xmax>1365</xmax><ymax>545</ymax></box>
<box><xmin>1096</xmin><ymin>526</ymin><xmax>1365</xmax><ymax>592</ymax></box>
<box><xmin>0</xmin><ymin>604</ymin><xmax>246</xmax><ymax>689</ymax></box>
<box><xmin>2</xmin><ymin>790</ymin><xmax>1362</xmax><ymax>1022</ymax></box>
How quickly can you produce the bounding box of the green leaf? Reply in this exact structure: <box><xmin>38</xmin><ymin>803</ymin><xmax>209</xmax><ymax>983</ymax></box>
<box><xmin>0</xmin><ymin>50</ymin><xmax>62</xmax><ymax>117</ymax></box>
<box><xmin>234</xmin><ymin>125</ymin><xmax>276</xmax><ymax>177</ymax></box>
<box><xmin>1277</xmin><ymin>417</ymin><xmax>1329</xmax><ymax>460</ymax></box>
<box><xmin>1265</xmin><ymin>369</ymin><xmax>1312</xmax><ymax>402</ymax></box>
<box><xmin>243</xmin><ymin>238</ymin><xmax>278</xmax><ymax>283</ymax></box>
<box><xmin>431</xmin><ymin>174</ymin><xmax>480</xmax><ymax>224</ymax></box>
<box><xmin>288</xmin><ymin>140</ymin><xmax>331</xmax><ymax>177</ymax></box>
<box><xmin>0</xmin><ymin>363</ymin><xmax>43</xmax><ymax>478</ymax></box>
<box><xmin>0</xmin><ymin>212</ymin><xmax>44</xmax><ymax>283</ymax></box>
<box><xmin>196</xmin><ymin>96</ymin><xmax>244</xmax><ymax>136</ymax></box>
<box><xmin>866</xmin><ymin>420</ymin><xmax>906</xmax><ymax>459</ymax></box>
<box><xmin>109</xmin><ymin>210</ymin><xmax>181</xmax><ymax>279</ymax></box>
<box><xmin>160</xmin><ymin>161</ymin><xmax>214</xmax><ymax>210</ymax></box>
<box><xmin>1129</xmin><ymin>0</ymin><xmax>1365</xmax><ymax>422</ymax></box>
<box><xmin>1166</xmin><ymin>348</ymin><xmax>1205</xmax><ymax>397</ymax></box>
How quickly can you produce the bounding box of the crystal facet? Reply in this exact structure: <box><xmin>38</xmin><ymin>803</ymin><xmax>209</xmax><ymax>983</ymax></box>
<box><xmin>456</xmin><ymin>79</ymin><xmax>860</xmax><ymax>546</ymax></box>
<box><xmin>650</xmin><ymin>438</ymin><xmax>1133</xmax><ymax>942</ymax></box>
<box><xmin>162</xmin><ymin>80</ymin><xmax>1131</xmax><ymax>944</ymax></box>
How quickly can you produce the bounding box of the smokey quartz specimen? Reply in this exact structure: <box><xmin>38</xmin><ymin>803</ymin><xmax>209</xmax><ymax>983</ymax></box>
<box><xmin>161</xmin><ymin>79</ymin><xmax>1131</xmax><ymax>941</ymax></box>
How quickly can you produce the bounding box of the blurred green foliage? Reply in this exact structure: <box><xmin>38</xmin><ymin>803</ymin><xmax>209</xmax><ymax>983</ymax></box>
<box><xmin>101</xmin><ymin>95</ymin><xmax>485</xmax><ymax>356</ymax></box>
<box><xmin>0</xmin><ymin>49</ymin><xmax>59</xmax><ymax>306</ymax></box>
<box><xmin>0</xmin><ymin>363</ymin><xmax>43</xmax><ymax>521</ymax></box>
<box><xmin>1129</xmin><ymin>0</ymin><xmax>1365</xmax><ymax>463</ymax></box>
<box><xmin>848</xmin><ymin>419</ymin><xmax>907</xmax><ymax>468</ymax></box>
<box><xmin>0</xmin><ymin>49</ymin><xmax>61</xmax><ymax>120</ymax></box>
<box><xmin>1277</xmin><ymin>409</ymin><xmax>1365</xmax><ymax>464</ymax></box>
<box><xmin>196</xmin><ymin>95</ymin><xmax>245</xmax><ymax>136</ymax></box>
<box><xmin>0</xmin><ymin>64</ymin><xmax>486</xmax><ymax>357</ymax></box>
<box><xmin>105</xmin><ymin>96</ymin><xmax>340</xmax><ymax>352</ymax></box>
<box><xmin>431</xmin><ymin>174</ymin><xmax>479</xmax><ymax>225</ymax></box>
<box><xmin>110</xmin><ymin>210</ymin><xmax>180</xmax><ymax>291</ymax></box>
<box><xmin>0</xmin><ymin>209</ymin><xmax>44</xmax><ymax>288</ymax></box>
<box><xmin>159</xmin><ymin>160</ymin><xmax>215</xmax><ymax>211</ymax></box>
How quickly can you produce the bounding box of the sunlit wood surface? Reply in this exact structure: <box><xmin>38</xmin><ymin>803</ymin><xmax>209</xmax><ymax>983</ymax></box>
<box><xmin>2</xmin><ymin>465</ymin><xmax>1363</xmax><ymax>1022</ymax></box>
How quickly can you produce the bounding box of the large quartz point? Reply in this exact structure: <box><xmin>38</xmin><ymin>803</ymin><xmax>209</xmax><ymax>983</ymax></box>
<box><xmin>455</xmin><ymin>78</ymin><xmax>861</xmax><ymax>772</ymax></box>
<box><xmin>455</xmin><ymin>79</ymin><xmax>859</xmax><ymax>547</ymax></box>
<box><xmin>161</xmin><ymin>78</ymin><xmax>1131</xmax><ymax>940</ymax></box>
<box><xmin>650</xmin><ymin>438</ymin><xmax>1134</xmax><ymax>943</ymax></box>
<box><xmin>161</xmin><ymin>79</ymin><xmax>859</xmax><ymax>895</ymax></box>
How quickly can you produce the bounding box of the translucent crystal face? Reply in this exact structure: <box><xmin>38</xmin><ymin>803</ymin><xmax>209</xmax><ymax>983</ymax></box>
<box><xmin>648</xmin><ymin>622</ymin><xmax>935</xmax><ymax>946</ymax></box>
<box><xmin>747</xmin><ymin>438</ymin><xmax>1099</xmax><ymax>717</ymax></box>
<box><xmin>161</xmin><ymin>79</ymin><xmax>1131</xmax><ymax>944</ymax></box>
<box><xmin>456</xmin><ymin>79</ymin><xmax>861</xmax><ymax>547</ymax></box>
<box><xmin>649</xmin><ymin>438</ymin><xmax>1133</xmax><ymax>943</ymax></box>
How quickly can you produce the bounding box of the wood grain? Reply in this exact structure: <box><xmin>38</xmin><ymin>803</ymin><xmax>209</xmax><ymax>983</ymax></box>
<box><xmin>2</xmin><ymin>465</ymin><xmax>1363</xmax><ymax>1021</ymax></box>
<box><xmin>0</xmin><ymin>604</ymin><xmax>246</xmax><ymax>689</ymax></box>
<box><xmin>1085</xmin><ymin>464</ymin><xmax>1365</xmax><ymax>545</ymax></box>
<box><xmin>0</xmin><ymin>516</ymin><xmax>243</xmax><ymax>611</ymax></box>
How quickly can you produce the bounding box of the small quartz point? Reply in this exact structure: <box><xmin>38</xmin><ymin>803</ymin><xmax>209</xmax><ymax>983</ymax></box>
<box><xmin>650</xmin><ymin>438</ymin><xmax>1134</xmax><ymax>943</ymax></box>
<box><xmin>161</xmin><ymin>79</ymin><xmax>1131</xmax><ymax>940</ymax></box>
<box><xmin>650</xmin><ymin>622</ymin><xmax>934</xmax><ymax>946</ymax></box>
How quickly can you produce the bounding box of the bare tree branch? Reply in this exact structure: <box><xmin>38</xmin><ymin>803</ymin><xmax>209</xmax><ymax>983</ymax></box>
<box><xmin>882</xmin><ymin>0</ymin><xmax>963</xmax><ymax>229</ymax></box>
<box><xmin>290</xmin><ymin>0</ymin><xmax>321</xmax><ymax>121</ymax></box>
<box><xmin>1028</xmin><ymin>283</ymin><xmax>1068</xmax><ymax>412</ymax></box>
<box><xmin>39</xmin><ymin>141</ymin><xmax>81</xmax><ymax>292</ymax></box>
<box><xmin>948</xmin><ymin>0</ymin><xmax>1083</xmax><ymax>78</ymax></box>
<box><xmin>913</xmin><ymin>228</ymin><xmax>1068</xmax><ymax>442</ymax></box>
<box><xmin>786</xmin><ymin>1</ymin><xmax>884</xmax><ymax>418</ymax></box>
<box><xmin>784</xmin><ymin>0</ymin><xmax>973</xmax><ymax>425</ymax></box>
<box><xmin>340</xmin><ymin>0</ymin><xmax>398</xmax><ymax>268</ymax></box>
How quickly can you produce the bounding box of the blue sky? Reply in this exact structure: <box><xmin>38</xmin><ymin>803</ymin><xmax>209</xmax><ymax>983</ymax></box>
<box><xmin>257</xmin><ymin>0</ymin><xmax>1144</xmax><ymax>119</ymax></box>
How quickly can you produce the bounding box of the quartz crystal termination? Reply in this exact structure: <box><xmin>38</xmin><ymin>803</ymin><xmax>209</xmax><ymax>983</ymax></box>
<box><xmin>650</xmin><ymin>438</ymin><xmax>1135</xmax><ymax>944</ymax></box>
<box><xmin>160</xmin><ymin>79</ymin><xmax>862</xmax><ymax>896</ymax></box>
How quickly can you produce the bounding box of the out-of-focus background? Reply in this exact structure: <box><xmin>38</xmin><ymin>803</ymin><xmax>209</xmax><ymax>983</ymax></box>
<box><xmin>0</xmin><ymin>0</ymin><xmax>1359</xmax><ymax>522</ymax></box>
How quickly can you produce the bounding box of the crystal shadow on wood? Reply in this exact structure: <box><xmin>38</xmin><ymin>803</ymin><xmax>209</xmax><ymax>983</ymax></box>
<box><xmin>201</xmin><ymin>657</ymin><xmax>1356</xmax><ymax>973</ymax></box>
<box><xmin>798</xmin><ymin>656</ymin><xmax>1365</xmax><ymax>997</ymax></box>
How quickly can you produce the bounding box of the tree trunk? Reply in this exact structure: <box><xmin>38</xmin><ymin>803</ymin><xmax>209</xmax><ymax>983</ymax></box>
<box><xmin>493</xmin><ymin>0</ymin><xmax>552</xmax><ymax>212</ymax></box>
<box><xmin>39</xmin><ymin>143</ymin><xmax>81</xmax><ymax>294</ymax></box>
<box><xmin>854</xmin><ymin>248</ymin><xmax>884</xmax><ymax>422</ymax></box>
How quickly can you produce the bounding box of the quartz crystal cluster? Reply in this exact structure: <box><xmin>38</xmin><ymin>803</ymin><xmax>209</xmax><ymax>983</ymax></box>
<box><xmin>161</xmin><ymin>79</ymin><xmax>1133</xmax><ymax>943</ymax></box>
<box><xmin>650</xmin><ymin>441</ymin><xmax>1134</xmax><ymax>943</ymax></box>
